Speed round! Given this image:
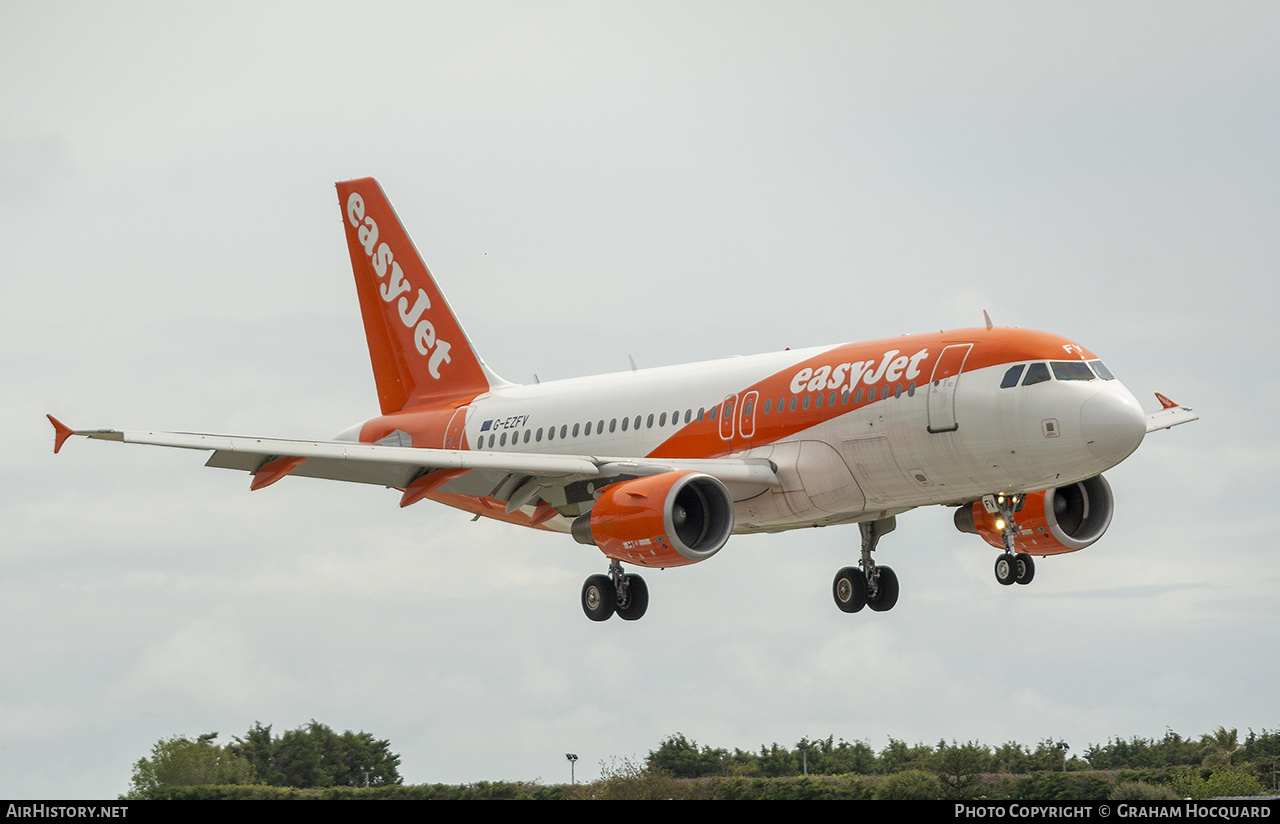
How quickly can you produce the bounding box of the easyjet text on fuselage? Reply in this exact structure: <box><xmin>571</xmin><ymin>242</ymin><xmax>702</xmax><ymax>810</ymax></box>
<box><xmin>789</xmin><ymin>347</ymin><xmax>929</xmax><ymax>395</ymax></box>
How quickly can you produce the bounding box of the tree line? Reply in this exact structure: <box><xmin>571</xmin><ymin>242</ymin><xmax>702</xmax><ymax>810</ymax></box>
<box><xmin>644</xmin><ymin>726</ymin><xmax>1280</xmax><ymax>778</ymax></box>
<box><xmin>126</xmin><ymin>720</ymin><xmax>401</xmax><ymax>799</ymax></box>
<box><xmin>126</xmin><ymin>723</ymin><xmax>1279</xmax><ymax>800</ymax></box>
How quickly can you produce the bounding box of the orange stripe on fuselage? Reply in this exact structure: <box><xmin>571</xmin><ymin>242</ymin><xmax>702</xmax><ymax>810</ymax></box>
<box><xmin>646</xmin><ymin>327</ymin><xmax>1097</xmax><ymax>459</ymax></box>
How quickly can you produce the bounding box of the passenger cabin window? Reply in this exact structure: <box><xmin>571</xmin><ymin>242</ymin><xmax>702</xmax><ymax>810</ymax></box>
<box><xmin>1051</xmin><ymin>361</ymin><xmax>1096</xmax><ymax>382</ymax></box>
<box><xmin>1022</xmin><ymin>362</ymin><xmax>1051</xmax><ymax>386</ymax></box>
<box><xmin>1001</xmin><ymin>364</ymin><xmax>1025</xmax><ymax>388</ymax></box>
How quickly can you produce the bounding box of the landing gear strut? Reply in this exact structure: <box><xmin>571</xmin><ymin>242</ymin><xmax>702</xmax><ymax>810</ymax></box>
<box><xmin>984</xmin><ymin>493</ymin><xmax>1036</xmax><ymax>587</ymax></box>
<box><xmin>581</xmin><ymin>560</ymin><xmax>649</xmax><ymax>622</ymax></box>
<box><xmin>833</xmin><ymin>517</ymin><xmax>899</xmax><ymax>614</ymax></box>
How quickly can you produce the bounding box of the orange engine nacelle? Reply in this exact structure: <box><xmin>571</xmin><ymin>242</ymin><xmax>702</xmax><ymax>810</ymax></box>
<box><xmin>954</xmin><ymin>475</ymin><xmax>1114</xmax><ymax>556</ymax></box>
<box><xmin>571</xmin><ymin>471</ymin><xmax>735</xmax><ymax>568</ymax></box>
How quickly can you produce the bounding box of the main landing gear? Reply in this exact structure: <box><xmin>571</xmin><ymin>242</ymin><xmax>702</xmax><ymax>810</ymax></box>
<box><xmin>581</xmin><ymin>559</ymin><xmax>649</xmax><ymax>622</ymax></box>
<box><xmin>833</xmin><ymin>517</ymin><xmax>900</xmax><ymax>614</ymax></box>
<box><xmin>984</xmin><ymin>493</ymin><xmax>1036</xmax><ymax>587</ymax></box>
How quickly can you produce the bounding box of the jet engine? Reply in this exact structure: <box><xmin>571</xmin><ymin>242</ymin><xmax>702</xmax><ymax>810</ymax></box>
<box><xmin>571</xmin><ymin>471</ymin><xmax>735</xmax><ymax>568</ymax></box>
<box><xmin>954</xmin><ymin>475</ymin><xmax>1114</xmax><ymax>555</ymax></box>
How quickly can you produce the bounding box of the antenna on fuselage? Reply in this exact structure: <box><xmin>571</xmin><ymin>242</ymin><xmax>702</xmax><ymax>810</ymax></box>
<box><xmin>983</xmin><ymin>310</ymin><xmax>994</xmax><ymax>330</ymax></box>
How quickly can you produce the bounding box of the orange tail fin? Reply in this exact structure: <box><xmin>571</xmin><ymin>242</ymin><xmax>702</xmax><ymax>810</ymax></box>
<box><xmin>336</xmin><ymin>178</ymin><xmax>506</xmax><ymax>413</ymax></box>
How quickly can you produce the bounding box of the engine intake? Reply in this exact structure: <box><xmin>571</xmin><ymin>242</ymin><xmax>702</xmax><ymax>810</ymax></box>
<box><xmin>572</xmin><ymin>471</ymin><xmax>735</xmax><ymax>567</ymax></box>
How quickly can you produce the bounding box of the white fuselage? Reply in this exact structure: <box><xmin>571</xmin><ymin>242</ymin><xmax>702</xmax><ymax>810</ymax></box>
<box><xmin>436</xmin><ymin>328</ymin><xmax>1147</xmax><ymax>534</ymax></box>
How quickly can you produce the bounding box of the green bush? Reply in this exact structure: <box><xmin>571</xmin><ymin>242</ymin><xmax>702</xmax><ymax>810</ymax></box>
<box><xmin>873</xmin><ymin>769</ymin><xmax>941</xmax><ymax>800</ymax></box>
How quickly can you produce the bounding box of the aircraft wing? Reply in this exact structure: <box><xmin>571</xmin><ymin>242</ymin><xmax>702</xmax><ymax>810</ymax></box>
<box><xmin>1144</xmin><ymin>394</ymin><xmax>1199</xmax><ymax>433</ymax></box>
<box><xmin>47</xmin><ymin>417</ymin><xmax>779</xmax><ymax>502</ymax></box>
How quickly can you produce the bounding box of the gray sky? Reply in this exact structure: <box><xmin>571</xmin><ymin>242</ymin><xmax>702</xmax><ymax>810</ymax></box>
<box><xmin>4</xmin><ymin>1</ymin><xmax>1277</xmax><ymax>798</ymax></box>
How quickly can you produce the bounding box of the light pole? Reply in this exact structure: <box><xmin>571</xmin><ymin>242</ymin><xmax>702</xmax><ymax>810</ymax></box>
<box><xmin>1056</xmin><ymin>741</ymin><xmax>1070</xmax><ymax>772</ymax></box>
<box><xmin>566</xmin><ymin>753</ymin><xmax>578</xmax><ymax>784</ymax></box>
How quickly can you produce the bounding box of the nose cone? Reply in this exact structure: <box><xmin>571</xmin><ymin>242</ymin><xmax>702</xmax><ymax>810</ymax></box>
<box><xmin>1080</xmin><ymin>386</ymin><xmax>1145</xmax><ymax>466</ymax></box>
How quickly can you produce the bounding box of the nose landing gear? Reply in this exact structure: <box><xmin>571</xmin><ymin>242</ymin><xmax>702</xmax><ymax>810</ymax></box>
<box><xmin>985</xmin><ymin>493</ymin><xmax>1036</xmax><ymax>587</ymax></box>
<box><xmin>994</xmin><ymin>551</ymin><xmax>1035</xmax><ymax>586</ymax></box>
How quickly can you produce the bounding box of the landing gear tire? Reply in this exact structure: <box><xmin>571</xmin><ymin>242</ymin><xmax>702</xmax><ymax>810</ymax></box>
<box><xmin>834</xmin><ymin>517</ymin><xmax>899</xmax><ymax>615</ymax></box>
<box><xmin>833</xmin><ymin>567</ymin><xmax>868</xmax><ymax>613</ymax></box>
<box><xmin>994</xmin><ymin>554</ymin><xmax>1018</xmax><ymax>586</ymax></box>
<box><xmin>1014</xmin><ymin>553</ymin><xmax>1035</xmax><ymax>585</ymax></box>
<box><xmin>867</xmin><ymin>566</ymin><xmax>899</xmax><ymax>612</ymax></box>
<box><xmin>616</xmin><ymin>574</ymin><xmax>649</xmax><ymax>621</ymax></box>
<box><xmin>582</xmin><ymin>574</ymin><xmax>616</xmax><ymax>622</ymax></box>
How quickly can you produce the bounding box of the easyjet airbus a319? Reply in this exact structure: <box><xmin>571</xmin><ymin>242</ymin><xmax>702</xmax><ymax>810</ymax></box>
<box><xmin>49</xmin><ymin>178</ymin><xmax>1198</xmax><ymax>622</ymax></box>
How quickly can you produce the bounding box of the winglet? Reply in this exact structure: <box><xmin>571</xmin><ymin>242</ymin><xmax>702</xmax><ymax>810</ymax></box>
<box><xmin>1144</xmin><ymin>393</ymin><xmax>1198</xmax><ymax>433</ymax></box>
<box><xmin>48</xmin><ymin>415</ymin><xmax>75</xmax><ymax>454</ymax></box>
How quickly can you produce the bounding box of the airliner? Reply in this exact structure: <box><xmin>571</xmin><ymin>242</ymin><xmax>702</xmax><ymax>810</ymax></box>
<box><xmin>48</xmin><ymin>177</ymin><xmax>1198</xmax><ymax>622</ymax></box>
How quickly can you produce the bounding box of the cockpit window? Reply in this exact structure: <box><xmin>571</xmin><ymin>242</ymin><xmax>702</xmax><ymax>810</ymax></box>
<box><xmin>1022</xmin><ymin>362</ymin><xmax>1051</xmax><ymax>386</ymax></box>
<box><xmin>1090</xmin><ymin>360</ymin><xmax>1116</xmax><ymax>380</ymax></box>
<box><xmin>1001</xmin><ymin>364</ymin><xmax>1025</xmax><ymax>388</ymax></box>
<box><xmin>1051</xmin><ymin>361</ymin><xmax>1096</xmax><ymax>382</ymax></box>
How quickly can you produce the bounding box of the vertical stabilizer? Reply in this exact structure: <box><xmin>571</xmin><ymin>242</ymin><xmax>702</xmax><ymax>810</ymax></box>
<box><xmin>336</xmin><ymin>178</ymin><xmax>505</xmax><ymax>413</ymax></box>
